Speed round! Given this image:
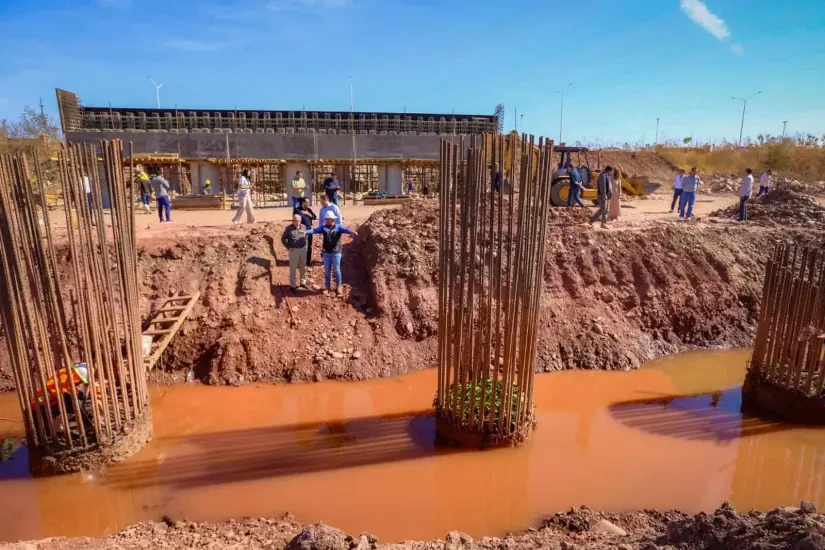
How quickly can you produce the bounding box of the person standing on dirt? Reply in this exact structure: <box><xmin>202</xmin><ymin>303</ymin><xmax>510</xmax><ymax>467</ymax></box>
<box><xmin>282</xmin><ymin>214</ymin><xmax>308</xmax><ymax>293</ymax></box>
<box><xmin>609</xmin><ymin>167</ymin><xmax>622</xmax><ymax>220</ymax></box>
<box><xmin>151</xmin><ymin>172</ymin><xmax>172</xmax><ymax>223</ymax></box>
<box><xmin>136</xmin><ymin>171</ymin><xmax>152</xmax><ymax>214</ymax></box>
<box><xmin>678</xmin><ymin>167</ymin><xmax>701</xmax><ymax>221</ymax></box>
<box><xmin>232</xmin><ymin>169</ymin><xmax>256</xmax><ymax>225</ymax></box>
<box><xmin>323</xmin><ymin>172</ymin><xmax>341</xmax><ymax>205</ymax></box>
<box><xmin>291</xmin><ymin>170</ymin><xmax>307</xmax><ymax>209</ymax></box>
<box><xmin>738</xmin><ymin>168</ymin><xmax>755</xmax><ymax>222</ymax></box>
<box><xmin>319</xmin><ymin>194</ymin><xmax>342</xmax><ymax>226</ymax></box>
<box><xmin>757</xmin><ymin>169</ymin><xmax>772</xmax><ymax>197</ymax></box>
<box><xmin>304</xmin><ymin>211</ymin><xmax>356</xmax><ymax>296</ymax></box>
<box><xmin>589</xmin><ymin>166</ymin><xmax>613</xmax><ymax>228</ymax></box>
<box><xmin>566</xmin><ymin>164</ymin><xmax>585</xmax><ymax>207</ymax></box>
<box><xmin>670</xmin><ymin>168</ymin><xmax>685</xmax><ymax>213</ymax></box>
<box><xmin>294</xmin><ymin>197</ymin><xmax>317</xmax><ymax>265</ymax></box>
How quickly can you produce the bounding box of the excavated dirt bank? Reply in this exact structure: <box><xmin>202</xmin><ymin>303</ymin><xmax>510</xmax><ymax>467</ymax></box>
<box><xmin>4</xmin><ymin>501</ymin><xmax>824</xmax><ymax>550</ymax></box>
<box><xmin>710</xmin><ymin>188</ymin><xmax>825</xmax><ymax>227</ymax></box>
<box><xmin>361</xmin><ymin>202</ymin><xmax>821</xmax><ymax>373</ymax></box>
<box><xmin>1</xmin><ymin>199</ymin><xmax>824</xmax><ymax>391</ymax></box>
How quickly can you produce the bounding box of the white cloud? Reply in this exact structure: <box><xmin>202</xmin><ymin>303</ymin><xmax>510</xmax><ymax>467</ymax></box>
<box><xmin>680</xmin><ymin>0</ymin><xmax>730</xmax><ymax>41</ymax></box>
<box><xmin>165</xmin><ymin>40</ymin><xmax>223</xmax><ymax>52</ymax></box>
<box><xmin>730</xmin><ymin>43</ymin><xmax>744</xmax><ymax>55</ymax></box>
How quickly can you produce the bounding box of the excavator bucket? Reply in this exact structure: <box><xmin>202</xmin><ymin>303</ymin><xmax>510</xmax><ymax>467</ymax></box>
<box><xmin>617</xmin><ymin>163</ymin><xmax>661</xmax><ymax>197</ymax></box>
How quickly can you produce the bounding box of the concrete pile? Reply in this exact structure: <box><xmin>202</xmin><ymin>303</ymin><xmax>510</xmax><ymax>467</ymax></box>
<box><xmin>710</xmin><ymin>188</ymin><xmax>825</xmax><ymax>227</ymax></box>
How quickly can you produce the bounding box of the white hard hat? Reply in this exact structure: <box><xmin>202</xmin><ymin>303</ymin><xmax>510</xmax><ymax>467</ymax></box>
<box><xmin>75</xmin><ymin>363</ymin><xmax>88</xmax><ymax>382</ymax></box>
<box><xmin>324</xmin><ymin>211</ymin><xmax>337</xmax><ymax>220</ymax></box>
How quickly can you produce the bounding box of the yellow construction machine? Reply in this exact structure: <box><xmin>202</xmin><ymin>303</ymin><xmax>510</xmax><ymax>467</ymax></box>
<box><xmin>549</xmin><ymin>146</ymin><xmax>661</xmax><ymax>206</ymax></box>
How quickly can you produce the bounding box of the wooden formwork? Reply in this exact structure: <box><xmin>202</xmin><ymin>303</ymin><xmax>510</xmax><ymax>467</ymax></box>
<box><xmin>435</xmin><ymin>133</ymin><xmax>554</xmax><ymax>448</ymax></box>
<box><xmin>744</xmin><ymin>243</ymin><xmax>825</xmax><ymax>423</ymax></box>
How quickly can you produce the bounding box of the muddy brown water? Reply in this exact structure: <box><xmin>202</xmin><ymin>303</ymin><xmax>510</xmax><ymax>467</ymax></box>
<box><xmin>1</xmin><ymin>349</ymin><xmax>824</xmax><ymax>543</ymax></box>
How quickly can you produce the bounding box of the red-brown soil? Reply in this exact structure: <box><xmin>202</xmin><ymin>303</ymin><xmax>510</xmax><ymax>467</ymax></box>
<box><xmin>1</xmin><ymin>198</ymin><xmax>823</xmax><ymax>391</ymax></box>
<box><xmin>710</xmin><ymin>189</ymin><xmax>825</xmax><ymax>228</ymax></box>
<box><xmin>4</xmin><ymin>501</ymin><xmax>822</xmax><ymax>550</ymax></box>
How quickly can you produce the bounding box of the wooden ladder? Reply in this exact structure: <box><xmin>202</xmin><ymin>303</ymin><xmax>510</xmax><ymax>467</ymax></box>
<box><xmin>142</xmin><ymin>292</ymin><xmax>200</xmax><ymax>370</ymax></box>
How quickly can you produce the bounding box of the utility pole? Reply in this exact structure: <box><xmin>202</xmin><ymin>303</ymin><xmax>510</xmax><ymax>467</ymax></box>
<box><xmin>147</xmin><ymin>76</ymin><xmax>163</xmax><ymax>109</ymax></box>
<box><xmin>556</xmin><ymin>83</ymin><xmax>572</xmax><ymax>143</ymax></box>
<box><xmin>38</xmin><ymin>97</ymin><xmax>48</xmax><ymax>136</ymax></box>
<box><xmin>732</xmin><ymin>91</ymin><xmax>762</xmax><ymax>147</ymax></box>
<box><xmin>782</xmin><ymin>120</ymin><xmax>788</xmax><ymax>139</ymax></box>
<box><xmin>655</xmin><ymin>118</ymin><xmax>660</xmax><ymax>146</ymax></box>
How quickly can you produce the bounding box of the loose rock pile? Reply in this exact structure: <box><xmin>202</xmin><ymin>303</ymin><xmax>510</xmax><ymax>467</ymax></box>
<box><xmin>13</xmin><ymin>502</ymin><xmax>825</xmax><ymax>550</ymax></box>
<box><xmin>704</xmin><ymin>174</ymin><xmax>825</xmax><ymax>196</ymax></box>
<box><xmin>710</xmin><ymin>189</ymin><xmax>825</xmax><ymax>227</ymax></box>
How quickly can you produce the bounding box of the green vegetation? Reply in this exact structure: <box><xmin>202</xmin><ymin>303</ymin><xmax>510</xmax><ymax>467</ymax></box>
<box><xmin>444</xmin><ymin>378</ymin><xmax>522</xmax><ymax>425</ymax></box>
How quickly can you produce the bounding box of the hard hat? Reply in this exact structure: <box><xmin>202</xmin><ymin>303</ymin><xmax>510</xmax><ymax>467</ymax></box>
<box><xmin>75</xmin><ymin>362</ymin><xmax>88</xmax><ymax>383</ymax></box>
<box><xmin>205</xmin><ymin>179</ymin><xmax>211</xmax><ymax>184</ymax></box>
<box><xmin>324</xmin><ymin>211</ymin><xmax>338</xmax><ymax>220</ymax></box>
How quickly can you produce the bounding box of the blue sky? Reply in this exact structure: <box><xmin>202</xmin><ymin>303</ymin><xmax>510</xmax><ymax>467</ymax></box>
<box><xmin>1</xmin><ymin>0</ymin><xmax>823</xmax><ymax>146</ymax></box>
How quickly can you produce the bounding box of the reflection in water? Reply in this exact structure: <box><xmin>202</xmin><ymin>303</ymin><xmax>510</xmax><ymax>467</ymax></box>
<box><xmin>1</xmin><ymin>348</ymin><xmax>825</xmax><ymax>542</ymax></box>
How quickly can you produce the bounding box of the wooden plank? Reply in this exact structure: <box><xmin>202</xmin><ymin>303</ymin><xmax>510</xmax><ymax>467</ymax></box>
<box><xmin>143</xmin><ymin>292</ymin><xmax>200</xmax><ymax>370</ymax></box>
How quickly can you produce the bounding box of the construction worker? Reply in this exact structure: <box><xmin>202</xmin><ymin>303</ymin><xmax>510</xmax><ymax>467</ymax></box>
<box><xmin>757</xmin><ymin>169</ymin><xmax>772</xmax><ymax>197</ymax></box>
<box><xmin>232</xmin><ymin>169</ymin><xmax>256</xmax><ymax>225</ymax></box>
<box><xmin>202</xmin><ymin>178</ymin><xmax>212</xmax><ymax>195</ymax></box>
<box><xmin>678</xmin><ymin>167</ymin><xmax>701</xmax><ymax>221</ymax></box>
<box><xmin>294</xmin><ymin>197</ymin><xmax>317</xmax><ymax>265</ymax></box>
<box><xmin>291</xmin><ymin>170</ymin><xmax>307</xmax><ymax>209</ymax></box>
<box><xmin>323</xmin><ymin>171</ymin><xmax>340</xmax><ymax>205</ymax></box>
<box><xmin>151</xmin><ymin>172</ymin><xmax>172</xmax><ymax>223</ymax></box>
<box><xmin>739</xmin><ymin>168</ymin><xmax>754</xmax><ymax>222</ymax></box>
<box><xmin>304</xmin><ymin>211</ymin><xmax>356</xmax><ymax>296</ymax></box>
<box><xmin>318</xmin><ymin>194</ymin><xmax>342</xmax><ymax>226</ymax></box>
<box><xmin>137</xmin><ymin>171</ymin><xmax>152</xmax><ymax>213</ymax></box>
<box><xmin>589</xmin><ymin>165</ymin><xmax>613</xmax><ymax>228</ymax></box>
<box><xmin>566</xmin><ymin>164</ymin><xmax>585</xmax><ymax>207</ymax></box>
<box><xmin>282</xmin><ymin>213</ymin><xmax>308</xmax><ymax>292</ymax></box>
<box><xmin>670</xmin><ymin>168</ymin><xmax>685</xmax><ymax>213</ymax></box>
<box><xmin>31</xmin><ymin>363</ymin><xmax>92</xmax><ymax>432</ymax></box>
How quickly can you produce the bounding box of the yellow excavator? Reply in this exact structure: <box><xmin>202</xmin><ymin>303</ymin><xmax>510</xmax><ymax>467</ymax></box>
<box><xmin>549</xmin><ymin>146</ymin><xmax>661</xmax><ymax>206</ymax></box>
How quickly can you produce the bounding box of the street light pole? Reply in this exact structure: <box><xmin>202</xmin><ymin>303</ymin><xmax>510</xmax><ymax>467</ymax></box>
<box><xmin>556</xmin><ymin>82</ymin><xmax>572</xmax><ymax>143</ymax></box>
<box><xmin>147</xmin><ymin>76</ymin><xmax>163</xmax><ymax>109</ymax></box>
<box><xmin>732</xmin><ymin>91</ymin><xmax>762</xmax><ymax>146</ymax></box>
<box><xmin>782</xmin><ymin>120</ymin><xmax>788</xmax><ymax>139</ymax></box>
<box><xmin>655</xmin><ymin>118</ymin><xmax>660</xmax><ymax>146</ymax></box>
<box><xmin>520</xmin><ymin>114</ymin><xmax>524</xmax><ymax>134</ymax></box>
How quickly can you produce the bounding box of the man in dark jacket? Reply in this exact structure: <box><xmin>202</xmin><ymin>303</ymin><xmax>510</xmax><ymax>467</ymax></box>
<box><xmin>305</xmin><ymin>211</ymin><xmax>356</xmax><ymax>295</ymax></box>
<box><xmin>323</xmin><ymin>172</ymin><xmax>340</xmax><ymax>205</ymax></box>
<box><xmin>589</xmin><ymin>165</ymin><xmax>613</xmax><ymax>228</ymax></box>
<box><xmin>293</xmin><ymin>197</ymin><xmax>317</xmax><ymax>265</ymax></box>
<box><xmin>281</xmin><ymin>214</ymin><xmax>308</xmax><ymax>292</ymax></box>
<box><xmin>566</xmin><ymin>164</ymin><xmax>585</xmax><ymax>207</ymax></box>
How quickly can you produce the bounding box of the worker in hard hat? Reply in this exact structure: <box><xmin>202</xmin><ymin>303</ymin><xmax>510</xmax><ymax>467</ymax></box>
<box><xmin>202</xmin><ymin>178</ymin><xmax>212</xmax><ymax>195</ymax></box>
<box><xmin>136</xmin><ymin>171</ymin><xmax>152</xmax><ymax>214</ymax></box>
<box><xmin>31</xmin><ymin>362</ymin><xmax>94</xmax><ymax>432</ymax></box>
<box><xmin>303</xmin><ymin>211</ymin><xmax>356</xmax><ymax>296</ymax></box>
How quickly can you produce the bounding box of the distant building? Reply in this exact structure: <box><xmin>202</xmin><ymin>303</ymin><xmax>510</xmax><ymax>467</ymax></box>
<box><xmin>56</xmin><ymin>89</ymin><xmax>501</xmax><ymax>201</ymax></box>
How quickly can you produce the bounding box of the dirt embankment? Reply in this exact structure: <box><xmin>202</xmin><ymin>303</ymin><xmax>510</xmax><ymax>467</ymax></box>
<box><xmin>361</xmin><ymin>202</ymin><xmax>822</xmax><ymax>372</ymax></box>
<box><xmin>6</xmin><ymin>501</ymin><xmax>823</xmax><ymax>550</ymax></box>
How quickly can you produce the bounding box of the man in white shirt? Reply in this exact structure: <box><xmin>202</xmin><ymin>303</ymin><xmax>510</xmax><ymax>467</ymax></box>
<box><xmin>756</xmin><ymin>169</ymin><xmax>772</xmax><ymax>197</ymax></box>
<box><xmin>739</xmin><ymin>168</ymin><xmax>754</xmax><ymax>222</ymax></box>
<box><xmin>670</xmin><ymin>169</ymin><xmax>685</xmax><ymax>213</ymax></box>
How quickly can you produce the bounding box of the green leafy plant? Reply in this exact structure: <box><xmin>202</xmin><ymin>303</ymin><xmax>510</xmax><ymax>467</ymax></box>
<box><xmin>444</xmin><ymin>378</ymin><xmax>522</xmax><ymax>426</ymax></box>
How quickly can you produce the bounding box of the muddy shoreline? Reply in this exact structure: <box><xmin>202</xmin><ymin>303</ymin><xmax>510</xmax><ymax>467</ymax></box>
<box><xmin>3</xmin><ymin>501</ymin><xmax>823</xmax><ymax>550</ymax></box>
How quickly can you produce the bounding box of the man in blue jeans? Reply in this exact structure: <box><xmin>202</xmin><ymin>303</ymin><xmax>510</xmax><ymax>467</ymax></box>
<box><xmin>151</xmin><ymin>172</ymin><xmax>172</xmax><ymax>223</ymax></box>
<box><xmin>678</xmin><ymin>166</ymin><xmax>701</xmax><ymax>221</ymax></box>
<box><xmin>323</xmin><ymin>172</ymin><xmax>340</xmax><ymax>205</ymax></box>
<box><xmin>304</xmin><ymin>211</ymin><xmax>356</xmax><ymax>296</ymax></box>
<box><xmin>566</xmin><ymin>164</ymin><xmax>585</xmax><ymax>207</ymax></box>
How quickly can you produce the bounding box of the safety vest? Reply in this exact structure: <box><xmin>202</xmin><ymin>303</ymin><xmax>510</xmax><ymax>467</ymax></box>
<box><xmin>32</xmin><ymin>365</ymin><xmax>88</xmax><ymax>407</ymax></box>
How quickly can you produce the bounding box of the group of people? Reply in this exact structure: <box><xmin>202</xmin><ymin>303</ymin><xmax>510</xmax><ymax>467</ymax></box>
<box><xmin>135</xmin><ymin>170</ymin><xmax>173</xmax><ymax>222</ymax></box>
<box><xmin>565</xmin><ymin>164</ymin><xmax>622</xmax><ymax>228</ymax></box>
<box><xmin>671</xmin><ymin>167</ymin><xmax>772</xmax><ymax>222</ymax></box>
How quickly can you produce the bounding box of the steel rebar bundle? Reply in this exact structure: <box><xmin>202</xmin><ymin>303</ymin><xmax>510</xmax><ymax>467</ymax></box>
<box><xmin>0</xmin><ymin>140</ymin><xmax>150</xmax><ymax>471</ymax></box>
<box><xmin>435</xmin><ymin>133</ymin><xmax>553</xmax><ymax>447</ymax></box>
<box><xmin>749</xmin><ymin>243</ymin><xmax>825</xmax><ymax>398</ymax></box>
